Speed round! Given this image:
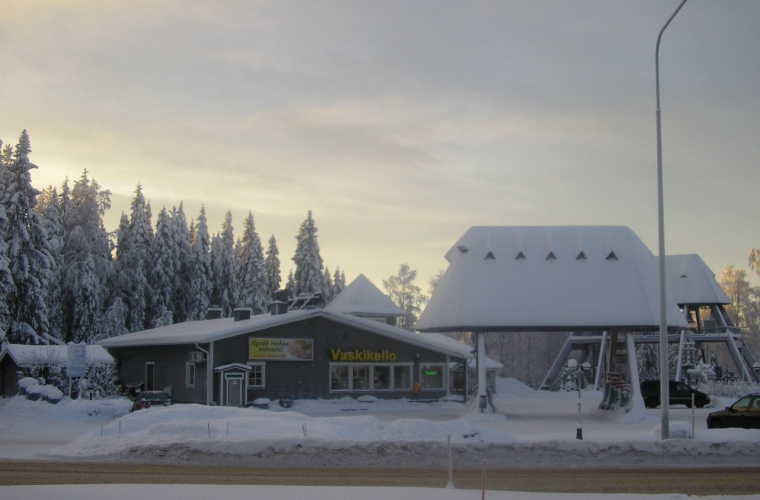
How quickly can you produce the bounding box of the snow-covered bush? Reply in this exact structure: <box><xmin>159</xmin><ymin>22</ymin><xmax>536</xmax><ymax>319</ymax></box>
<box><xmin>41</xmin><ymin>385</ymin><xmax>63</xmax><ymax>403</ymax></box>
<box><xmin>25</xmin><ymin>384</ymin><xmax>42</xmax><ymax>401</ymax></box>
<box><xmin>17</xmin><ymin>377</ymin><xmax>39</xmax><ymax>394</ymax></box>
<box><xmin>16</xmin><ymin>362</ymin><xmax>117</xmax><ymax>399</ymax></box>
<box><xmin>695</xmin><ymin>379</ymin><xmax>759</xmax><ymax>399</ymax></box>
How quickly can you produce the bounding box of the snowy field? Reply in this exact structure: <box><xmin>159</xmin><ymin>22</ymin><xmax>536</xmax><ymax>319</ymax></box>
<box><xmin>1</xmin><ymin>378</ymin><xmax>758</xmax><ymax>469</ymax></box>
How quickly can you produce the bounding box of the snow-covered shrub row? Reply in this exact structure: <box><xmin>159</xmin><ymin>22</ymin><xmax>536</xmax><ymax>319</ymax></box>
<box><xmin>17</xmin><ymin>362</ymin><xmax>117</xmax><ymax>399</ymax></box>
<box><xmin>695</xmin><ymin>379</ymin><xmax>759</xmax><ymax>398</ymax></box>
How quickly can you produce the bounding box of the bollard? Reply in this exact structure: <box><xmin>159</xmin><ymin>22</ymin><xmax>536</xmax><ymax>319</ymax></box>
<box><xmin>207</xmin><ymin>422</ymin><xmax>211</xmax><ymax>438</ymax></box>
<box><xmin>481</xmin><ymin>460</ymin><xmax>487</xmax><ymax>500</ymax></box>
<box><xmin>446</xmin><ymin>434</ymin><xmax>454</xmax><ymax>489</ymax></box>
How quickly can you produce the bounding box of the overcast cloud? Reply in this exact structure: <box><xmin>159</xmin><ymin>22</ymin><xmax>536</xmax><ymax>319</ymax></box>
<box><xmin>2</xmin><ymin>0</ymin><xmax>759</xmax><ymax>289</ymax></box>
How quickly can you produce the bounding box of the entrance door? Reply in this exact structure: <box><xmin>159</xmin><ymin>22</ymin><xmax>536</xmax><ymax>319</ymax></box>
<box><xmin>145</xmin><ymin>363</ymin><xmax>155</xmax><ymax>391</ymax></box>
<box><xmin>226</xmin><ymin>375</ymin><xmax>243</xmax><ymax>406</ymax></box>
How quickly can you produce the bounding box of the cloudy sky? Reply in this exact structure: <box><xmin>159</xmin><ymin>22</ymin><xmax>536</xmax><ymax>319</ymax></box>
<box><xmin>2</xmin><ymin>0</ymin><xmax>759</xmax><ymax>293</ymax></box>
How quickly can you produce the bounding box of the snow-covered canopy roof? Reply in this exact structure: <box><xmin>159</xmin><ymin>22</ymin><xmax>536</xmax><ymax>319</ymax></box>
<box><xmin>664</xmin><ymin>254</ymin><xmax>730</xmax><ymax>306</ymax></box>
<box><xmin>0</xmin><ymin>344</ymin><xmax>114</xmax><ymax>365</ymax></box>
<box><xmin>98</xmin><ymin>310</ymin><xmax>470</xmax><ymax>359</ymax></box>
<box><xmin>324</xmin><ymin>274</ymin><xmax>405</xmax><ymax>317</ymax></box>
<box><xmin>416</xmin><ymin>226</ymin><xmax>689</xmax><ymax>332</ymax></box>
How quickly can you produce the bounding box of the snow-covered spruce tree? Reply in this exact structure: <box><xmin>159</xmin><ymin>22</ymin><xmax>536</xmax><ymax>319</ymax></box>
<box><xmin>103</xmin><ymin>296</ymin><xmax>129</xmax><ymax>337</ymax></box>
<box><xmin>2</xmin><ymin>130</ymin><xmax>55</xmax><ymax>344</ymax></box>
<box><xmin>292</xmin><ymin>211</ymin><xmax>324</xmax><ymax>300</ymax></box>
<box><xmin>236</xmin><ymin>212</ymin><xmax>268</xmax><ymax>314</ymax></box>
<box><xmin>149</xmin><ymin>207</ymin><xmax>174</xmax><ymax>327</ymax></box>
<box><xmin>117</xmin><ymin>184</ymin><xmax>153</xmax><ymax>332</ymax></box>
<box><xmin>71</xmin><ymin>254</ymin><xmax>104</xmax><ymax>343</ymax></box>
<box><xmin>332</xmin><ymin>267</ymin><xmax>346</xmax><ymax>297</ymax></box>
<box><xmin>187</xmin><ymin>206</ymin><xmax>213</xmax><ymax>320</ymax></box>
<box><xmin>286</xmin><ymin>270</ymin><xmax>295</xmax><ymax>300</ymax></box>
<box><xmin>0</xmin><ymin>140</ymin><xmax>13</xmax><ymax>343</ymax></box>
<box><xmin>36</xmin><ymin>187</ymin><xmax>65</xmax><ymax>341</ymax></box>
<box><xmin>322</xmin><ymin>267</ymin><xmax>334</xmax><ymax>303</ymax></box>
<box><xmin>216</xmin><ymin>212</ymin><xmax>238</xmax><ymax>317</ymax></box>
<box><xmin>168</xmin><ymin>203</ymin><xmax>192</xmax><ymax>322</ymax></box>
<box><xmin>60</xmin><ymin>170</ymin><xmax>112</xmax><ymax>342</ymax></box>
<box><xmin>264</xmin><ymin>234</ymin><xmax>281</xmax><ymax>301</ymax></box>
<box><xmin>210</xmin><ymin>232</ymin><xmax>223</xmax><ymax>306</ymax></box>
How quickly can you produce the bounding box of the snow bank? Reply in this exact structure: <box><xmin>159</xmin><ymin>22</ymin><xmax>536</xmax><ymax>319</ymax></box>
<box><xmin>1</xmin><ymin>395</ymin><xmax>131</xmax><ymax>421</ymax></box>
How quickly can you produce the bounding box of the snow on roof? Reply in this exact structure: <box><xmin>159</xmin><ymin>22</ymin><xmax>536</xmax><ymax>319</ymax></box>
<box><xmin>1</xmin><ymin>344</ymin><xmax>114</xmax><ymax>365</ymax></box>
<box><xmin>97</xmin><ymin>309</ymin><xmax>470</xmax><ymax>360</ymax></box>
<box><xmin>324</xmin><ymin>274</ymin><xmax>405</xmax><ymax>317</ymax></box>
<box><xmin>418</xmin><ymin>333</ymin><xmax>504</xmax><ymax>369</ymax></box>
<box><xmin>664</xmin><ymin>254</ymin><xmax>730</xmax><ymax>306</ymax></box>
<box><xmin>416</xmin><ymin>226</ymin><xmax>689</xmax><ymax>332</ymax></box>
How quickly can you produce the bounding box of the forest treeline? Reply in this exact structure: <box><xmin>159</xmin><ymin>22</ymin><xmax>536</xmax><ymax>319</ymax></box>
<box><xmin>0</xmin><ymin>130</ymin><xmax>345</xmax><ymax>346</ymax></box>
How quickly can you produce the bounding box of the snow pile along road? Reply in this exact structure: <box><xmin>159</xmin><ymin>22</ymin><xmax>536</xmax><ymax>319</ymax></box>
<box><xmin>45</xmin><ymin>397</ymin><xmax>760</xmax><ymax>468</ymax></box>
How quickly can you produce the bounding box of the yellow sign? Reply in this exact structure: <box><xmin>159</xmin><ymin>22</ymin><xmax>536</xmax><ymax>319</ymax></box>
<box><xmin>329</xmin><ymin>349</ymin><xmax>397</xmax><ymax>362</ymax></box>
<box><xmin>249</xmin><ymin>338</ymin><xmax>313</xmax><ymax>361</ymax></box>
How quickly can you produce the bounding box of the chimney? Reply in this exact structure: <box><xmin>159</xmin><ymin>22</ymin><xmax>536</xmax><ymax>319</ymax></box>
<box><xmin>269</xmin><ymin>301</ymin><xmax>288</xmax><ymax>316</ymax></box>
<box><xmin>206</xmin><ymin>308</ymin><xmax>223</xmax><ymax>320</ymax></box>
<box><xmin>233</xmin><ymin>307</ymin><xmax>252</xmax><ymax>322</ymax></box>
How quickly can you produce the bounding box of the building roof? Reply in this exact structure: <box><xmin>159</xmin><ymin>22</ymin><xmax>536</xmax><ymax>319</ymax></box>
<box><xmin>664</xmin><ymin>254</ymin><xmax>730</xmax><ymax>306</ymax></box>
<box><xmin>97</xmin><ymin>310</ymin><xmax>470</xmax><ymax>360</ymax></box>
<box><xmin>0</xmin><ymin>344</ymin><xmax>114</xmax><ymax>366</ymax></box>
<box><xmin>416</xmin><ymin>226</ymin><xmax>689</xmax><ymax>332</ymax></box>
<box><xmin>419</xmin><ymin>333</ymin><xmax>504</xmax><ymax>370</ymax></box>
<box><xmin>324</xmin><ymin>274</ymin><xmax>405</xmax><ymax>317</ymax></box>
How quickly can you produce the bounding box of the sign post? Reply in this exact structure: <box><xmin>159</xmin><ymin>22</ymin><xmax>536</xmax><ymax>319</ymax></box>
<box><xmin>67</xmin><ymin>342</ymin><xmax>87</xmax><ymax>398</ymax></box>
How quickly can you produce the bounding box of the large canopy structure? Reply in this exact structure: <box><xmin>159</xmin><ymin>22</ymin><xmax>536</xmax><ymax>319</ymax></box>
<box><xmin>416</xmin><ymin>226</ymin><xmax>688</xmax><ymax>332</ymax></box>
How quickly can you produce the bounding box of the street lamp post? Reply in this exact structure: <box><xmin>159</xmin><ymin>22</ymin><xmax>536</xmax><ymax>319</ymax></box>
<box><xmin>655</xmin><ymin>0</ymin><xmax>687</xmax><ymax>441</ymax></box>
<box><xmin>568</xmin><ymin>360</ymin><xmax>593</xmax><ymax>440</ymax></box>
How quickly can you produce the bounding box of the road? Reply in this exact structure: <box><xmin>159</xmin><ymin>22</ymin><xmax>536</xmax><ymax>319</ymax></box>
<box><xmin>0</xmin><ymin>461</ymin><xmax>758</xmax><ymax>495</ymax></box>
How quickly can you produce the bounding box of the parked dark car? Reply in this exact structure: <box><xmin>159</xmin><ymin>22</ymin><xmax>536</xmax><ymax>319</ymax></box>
<box><xmin>707</xmin><ymin>394</ymin><xmax>760</xmax><ymax>429</ymax></box>
<box><xmin>640</xmin><ymin>380</ymin><xmax>710</xmax><ymax>409</ymax></box>
<box><xmin>130</xmin><ymin>391</ymin><xmax>172</xmax><ymax>412</ymax></box>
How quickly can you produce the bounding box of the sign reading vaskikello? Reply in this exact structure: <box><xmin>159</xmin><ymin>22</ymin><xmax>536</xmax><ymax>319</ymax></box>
<box><xmin>249</xmin><ymin>338</ymin><xmax>313</xmax><ymax>361</ymax></box>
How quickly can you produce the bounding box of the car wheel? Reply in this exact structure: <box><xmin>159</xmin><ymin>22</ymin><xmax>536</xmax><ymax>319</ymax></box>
<box><xmin>685</xmin><ymin>400</ymin><xmax>692</xmax><ymax>408</ymax></box>
<box><xmin>646</xmin><ymin>398</ymin><xmax>660</xmax><ymax>408</ymax></box>
<box><xmin>695</xmin><ymin>401</ymin><xmax>705</xmax><ymax>409</ymax></box>
<box><xmin>709</xmin><ymin>419</ymin><xmax>722</xmax><ymax>429</ymax></box>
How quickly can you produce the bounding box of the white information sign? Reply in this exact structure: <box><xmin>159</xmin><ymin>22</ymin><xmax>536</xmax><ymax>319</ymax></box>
<box><xmin>67</xmin><ymin>343</ymin><xmax>87</xmax><ymax>378</ymax></box>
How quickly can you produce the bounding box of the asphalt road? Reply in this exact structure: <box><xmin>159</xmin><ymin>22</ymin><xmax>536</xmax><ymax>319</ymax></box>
<box><xmin>1</xmin><ymin>461</ymin><xmax>759</xmax><ymax>495</ymax></box>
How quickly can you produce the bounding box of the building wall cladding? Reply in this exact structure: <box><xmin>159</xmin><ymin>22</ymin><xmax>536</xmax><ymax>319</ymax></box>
<box><xmin>1</xmin><ymin>357</ymin><xmax>21</xmax><ymax>397</ymax></box>
<box><xmin>110</xmin><ymin>315</ymin><xmax>458</xmax><ymax>404</ymax></box>
<box><xmin>110</xmin><ymin>345</ymin><xmax>208</xmax><ymax>404</ymax></box>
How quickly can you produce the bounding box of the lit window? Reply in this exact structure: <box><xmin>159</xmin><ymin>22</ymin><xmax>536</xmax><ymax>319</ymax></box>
<box><xmin>420</xmin><ymin>364</ymin><xmax>445</xmax><ymax>390</ymax></box>
<box><xmin>373</xmin><ymin>366</ymin><xmax>391</xmax><ymax>390</ymax></box>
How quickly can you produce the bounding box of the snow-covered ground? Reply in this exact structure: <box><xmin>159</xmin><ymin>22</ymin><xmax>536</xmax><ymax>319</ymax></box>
<box><xmin>1</xmin><ymin>378</ymin><xmax>758</xmax><ymax>469</ymax></box>
<box><xmin>2</xmin><ymin>484</ymin><xmax>759</xmax><ymax>500</ymax></box>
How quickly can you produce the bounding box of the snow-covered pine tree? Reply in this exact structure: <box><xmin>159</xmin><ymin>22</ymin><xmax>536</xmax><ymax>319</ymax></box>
<box><xmin>187</xmin><ymin>206</ymin><xmax>213</xmax><ymax>320</ymax></box>
<box><xmin>1</xmin><ymin>130</ymin><xmax>54</xmax><ymax>344</ymax></box>
<box><xmin>36</xmin><ymin>187</ymin><xmax>65</xmax><ymax>341</ymax></box>
<box><xmin>216</xmin><ymin>211</ymin><xmax>238</xmax><ymax>317</ymax></box>
<box><xmin>114</xmin><ymin>212</ymin><xmax>130</xmax><ymax>262</ymax></box>
<box><xmin>264</xmin><ymin>234</ymin><xmax>281</xmax><ymax>301</ymax></box>
<box><xmin>103</xmin><ymin>296</ymin><xmax>128</xmax><ymax>337</ymax></box>
<box><xmin>292</xmin><ymin>211</ymin><xmax>324</xmax><ymax>299</ymax></box>
<box><xmin>322</xmin><ymin>267</ymin><xmax>334</xmax><ymax>303</ymax></box>
<box><xmin>170</xmin><ymin>203</ymin><xmax>192</xmax><ymax>322</ymax></box>
<box><xmin>149</xmin><ymin>206</ymin><xmax>174</xmax><ymax>327</ymax></box>
<box><xmin>236</xmin><ymin>212</ymin><xmax>267</xmax><ymax>314</ymax></box>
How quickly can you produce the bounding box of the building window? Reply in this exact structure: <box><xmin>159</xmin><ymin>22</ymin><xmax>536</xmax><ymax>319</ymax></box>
<box><xmin>247</xmin><ymin>362</ymin><xmax>265</xmax><ymax>388</ymax></box>
<box><xmin>331</xmin><ymin>365</ymin><xmax>349</xmax><ymax>391</ymax></box>
<box><xmin>420</xmin><ymin>364</ymin><xmax>445</xmax><ymax>390</ymax></box>
<box><xmin>394</xmin><ymin>365</ymin><xmax>411</xmax><ymax>390</ymax></box>
<box><xmin>373</xmin><ymin>366</ymin><xmax>391</xmax><ymax>390</ymax></box>
<box><xmin>352</xmin><ymin>365</ymin><xmax>370</xmax><ymax>391</ymax></box>
<box><xmin>330</xmin><ymin>363</ymin><xmax>414</xmax><ymax>393</ymax></box>
<box><xmin>185</xmin><ymin>363</ymin><xmax>195</xmax><ymax>388</ymax></box>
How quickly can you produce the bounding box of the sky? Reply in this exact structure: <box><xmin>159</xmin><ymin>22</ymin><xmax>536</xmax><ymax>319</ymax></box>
<box><xmin>1</xmin><ymin>0</ymin><xmax>759</xmax><ymax>293</ymax></box>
